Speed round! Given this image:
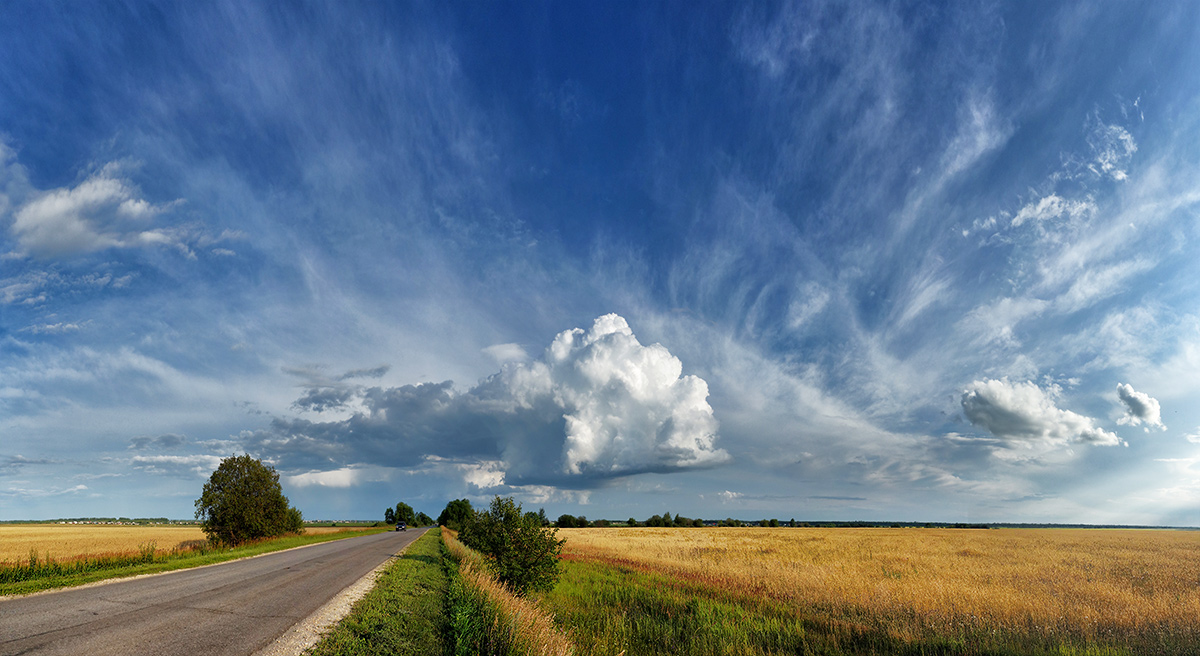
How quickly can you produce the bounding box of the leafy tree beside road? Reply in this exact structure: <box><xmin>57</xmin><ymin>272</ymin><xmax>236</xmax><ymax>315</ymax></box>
<box><xmin>194</xmin><ymin>455</ymin><xmax>304</xmax><ymax>546</ymax></box>
<box><xmin>394</xmin><ymin>502</ymin><xmax>416</xmax><ymax>526</ymax></box>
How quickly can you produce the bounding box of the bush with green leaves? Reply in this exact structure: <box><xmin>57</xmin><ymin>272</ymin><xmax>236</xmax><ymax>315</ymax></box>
<box><xmin>459</xmin><ymin>496</ymin><xmax>565</xmax><ymax>596</ymax></box>
<box><xmin>194</xmin><ymin>454</ymin><xmax>304</xmax><ymax>546</ymax></box>
<box><xmin>438</xmin><ymin>498</ymin><xmax>474</xmax><ymax>530</ymax></box>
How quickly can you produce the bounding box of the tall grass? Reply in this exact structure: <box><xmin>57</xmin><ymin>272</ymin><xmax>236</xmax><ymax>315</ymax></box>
<box><xmin>1</xmin><ymin>540</ymin><xmax>195</xmax><ymax>585</ymax></box>
<box><xmin>441</xmin><ymin>527</ymin><xmax>574</xmax><ymax>656</ymax></box>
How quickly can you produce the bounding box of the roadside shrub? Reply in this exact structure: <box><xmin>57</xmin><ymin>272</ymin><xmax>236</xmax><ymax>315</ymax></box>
<box><xmin>459</xmin><ymin>496</ymin><xmax>565</xmax><ymax>595</ymax></box>
<box><xmin>438</xmin><ymin>498</ymin><xmax>475</xmax><ymax>531</ymax></box>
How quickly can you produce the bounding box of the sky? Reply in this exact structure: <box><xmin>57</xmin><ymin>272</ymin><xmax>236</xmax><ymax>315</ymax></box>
<box><xmin>2</xmin><ymin>2</ymin><xmax>1199</xmax><ymax>525</ymax></box>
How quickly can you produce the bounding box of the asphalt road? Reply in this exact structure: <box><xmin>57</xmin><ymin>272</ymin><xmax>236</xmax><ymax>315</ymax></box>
<box><xmin>0</xmin><ymin>528</ymin><xmax>425</xmax><ymax>656</ymax></box>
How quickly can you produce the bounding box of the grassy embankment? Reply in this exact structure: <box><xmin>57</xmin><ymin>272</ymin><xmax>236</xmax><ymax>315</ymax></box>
<box><xmin>0</xmin><ymin>525</ymin><xmax>388</xmax><ymax>596</ymax></box>
<box><xmin>441</xmin><ymin>526</ymin><xmax>573</xmax><ymax>656</ymax></box>
<box><xmin>307</xmin><ymin>528</ymin><xmax>449</xmax><ymax>656</ymax></box>
<box><xmin>307</xmin><ymin>527</ymin><xmax>571</xmax><ymax>656</ymax></box>
<box><xmin>537</xmin><ymin>527</ymin><xmax>1200</xmax><ymax>656</ymax></box>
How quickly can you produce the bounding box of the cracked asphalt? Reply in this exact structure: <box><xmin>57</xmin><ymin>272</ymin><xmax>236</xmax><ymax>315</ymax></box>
<box><xmin>0</xmin><ymin>528</ymin><xmax>424</xmax><ymax>656</ymax></box>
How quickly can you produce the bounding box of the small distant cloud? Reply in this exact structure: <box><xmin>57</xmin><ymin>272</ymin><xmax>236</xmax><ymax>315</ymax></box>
<box><xmin>0</xmin><ymin>483</ymin><xmax>88</xmax><ymax>498</ymax></box>
<box><xmin>131</xmin><ymin>454</ymin><xmax>222</xmax><ymax>475</ymax></box>
<box><xmin>287</xmin><ymin>365</ymin><xmax>390</xmax><ymax>411</ymax></box>
<box><xmin>128</xmin><ymin>433</ymin><xmax>188</xmax><ymax>450</ymax></box>
<box><xmin>1</xmin><ymin>454</ymin><xmax>55</xmax><ymax>475</ymax></box>
<box><xmin>483</xmin><ymin>343</ymin><xmax>528</xmax><ymax>364</ymax></box>
<box><xmin>1116</xmin><ymin>383</ymin><xmax>1166</xmax><ymax>432</ymax></box>
<box><xmin>21</xmin><ymin>321</ymin><xmax>87</xmax><ymax>335</ymax></box>
<box><xmin>211</xmin><ymin>248</ymin><xmax>237</xmax><ymax>257</ymax></box>
<box><xmin>962</xmin><ymin>378</ymin><xmax>1122</xmax><ymax>453</ymax></box>
<box><xmin>719</xmin><ymin>490</ymin><xmax>742</xmax><ymax>501</ymax></box>
<box><xmin>1010</xmin><ymin>194</ymin><xmax>1095</xmax><ymax>228</ymax></box>
<box><xmin>1087</xmin><ymin>119</ymin><xmax>1137</xmax><ymax>182</ymax></box>
<box><xmin>1183</xmin><ymin>428</ymin><xmax>1200</xmax><ymax>444</ymax></box>
<box><xmin>292</xmin><ymin>387</ymin><xmax>354</xmax><ymax>412</ymax></box>
<box><xmin>458</xmin><ymin>460</ymin><xmax>506</xmax><ymax>490</ymax></box>
<box><xmin>284</xmin><ymin>465</ymin><xmax>394</xmax><ymax>488</ymax></box>
<box><xmin>338</xmin><ymin>365</ymin><xmax>390</xmax><ymax>381</ymax></box>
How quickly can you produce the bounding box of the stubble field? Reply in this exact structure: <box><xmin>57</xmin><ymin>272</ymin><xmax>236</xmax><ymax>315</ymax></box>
<box><xmin>542</xmin><ymin>527</ymin><xmax>1200</xmax><ymax>655</ymax></box>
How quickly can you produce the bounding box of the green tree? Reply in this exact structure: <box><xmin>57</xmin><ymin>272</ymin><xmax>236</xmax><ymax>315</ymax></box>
<box><xmin>460</xmin><ymin>496</ymin><xmax>564</xmax><ymax>595</ymax></box>
<box><xmin>394</xmin><ymin>502</ymin><xmax>416</xmax><ymax>526</ymax></box>
<box><xmin>438</xmin><ymin>498</ymin><xmax>474</xmax><ymax>530</ymax></box>
<box><xmin>194</xmin><ymin>454</ymin><xmax>303</xmax><ymax>547</ymax></box>
<box><xmin>416</xmin><ymin>511</ymin><xmax>434</xmax><ymax>526</ymax></box>
<box><xmin>384</xmin><ymin>507</ymin><xmax>395</xmax><ymax>524</ymax></box>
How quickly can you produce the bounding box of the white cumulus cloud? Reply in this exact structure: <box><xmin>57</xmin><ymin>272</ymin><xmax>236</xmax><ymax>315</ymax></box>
<box><xmin>962</xmin><ymin>379</ymin><xmax>1122</xmax><ymax>454</ymax></box>
<box><xmin>1116</xmin><ymin>383</ymin><xmax>1166</xmax><ymax>431</ymax></box>
<box><xmin>9</xmin><ymin>163</ymin><xmax>180</xmax><ymax>258</ymax></box>
<box><xmin>493</xmin><ymin>313</ymin><xmax>730</xmax><ymax>477</ymax></box>
<box><xmin>247</xmin><ymin>314</ymin><xmax>729</xmax><ymax>487</ymax></box>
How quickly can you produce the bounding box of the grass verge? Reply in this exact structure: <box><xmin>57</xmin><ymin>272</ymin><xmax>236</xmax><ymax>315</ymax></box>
<box><xmin>442</xmin><ymin>527</ymin><xmax>574</xmax><ymax>656</ymax></box>
<box><xmin>0</xmin><ymin>527</ymin><xmax>389</xmax><ymax>597</ymax></box>
<box><xmin>539</xmin><ymin>557</ymin><xmax>1158</xmax><ymax>656</ymax></box>
<box><xmin>307</xmin><ymin>528</ymin><xmax>448</xmax><ymax>656</ymax></box>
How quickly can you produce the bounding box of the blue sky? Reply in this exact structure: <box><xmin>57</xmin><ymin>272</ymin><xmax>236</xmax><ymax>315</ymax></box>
<box><xmin>2</xmin><ymin>2</ymin><xmax>1199</xmax><ymax>524</ymax></box>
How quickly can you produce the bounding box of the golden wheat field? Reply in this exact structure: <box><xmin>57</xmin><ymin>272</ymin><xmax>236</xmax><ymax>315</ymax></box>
<box><xmin>560</xmin><ymin>527</ymin><xmax>1200</xmax><ymax>643</ymax></box>
<box><xmin>0</xmin><ymin>524</ymin><xmax>207</xmax><ymax>563</ymax></box>
<box><xmin>0</xmin><ymin>524</ymin><xmax>372</xmax><ymax>563</ymax></box>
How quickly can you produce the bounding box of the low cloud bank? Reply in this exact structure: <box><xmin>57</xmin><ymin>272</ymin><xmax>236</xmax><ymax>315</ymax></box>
<box><xmin>248</xmin><ymin>314</ymin><xmax>728</xmax><ymax>487</ymax></box>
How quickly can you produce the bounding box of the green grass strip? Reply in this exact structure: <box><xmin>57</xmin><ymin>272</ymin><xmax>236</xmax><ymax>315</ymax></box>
<box><xmin>307</xmin><ymin>529</ymin><xmax>449</xmax><ymax>656</ymax></box>
<box><xmin>0</xmin><ymin>528</ymin><xmax>389</xmax><ymax>597</ymax></box>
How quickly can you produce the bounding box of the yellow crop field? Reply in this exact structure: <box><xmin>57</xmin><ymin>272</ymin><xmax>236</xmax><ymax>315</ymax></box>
<box><xmin>559</xmin><ymin>527</ymin><xmax>1200</xmax><ymax>645</ymax></box>
<box><xmin>0</xmin><ymin>524</ymin><xmax>375</xmax><ymax>564</ymax></box>
<box><xmin>0</xmin><ymin>524</ymin><xmax>207</xmax><ymax>563</ymax></box>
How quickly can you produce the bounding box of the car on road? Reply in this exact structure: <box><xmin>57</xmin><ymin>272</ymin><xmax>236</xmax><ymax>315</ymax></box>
<box><xmin>395</xmin><ymin>522</ymin><xmax>406</xmax><ymax>531</ymax></box>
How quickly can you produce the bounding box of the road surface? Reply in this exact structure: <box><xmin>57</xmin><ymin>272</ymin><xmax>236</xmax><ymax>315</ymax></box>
<box><xmin>0</xmin><ymin>528</ymin><xmax>425</xmax><ymax>656</ymax></box>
